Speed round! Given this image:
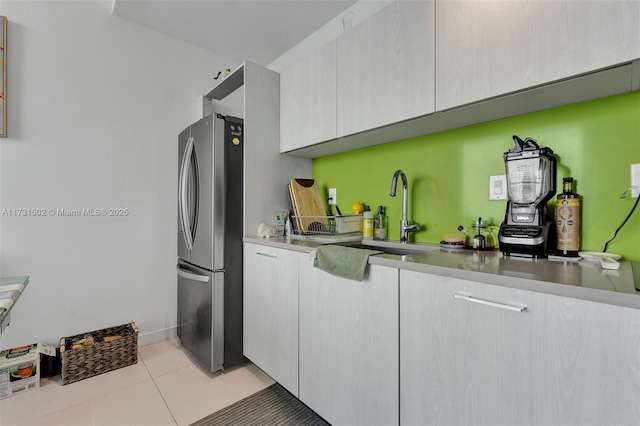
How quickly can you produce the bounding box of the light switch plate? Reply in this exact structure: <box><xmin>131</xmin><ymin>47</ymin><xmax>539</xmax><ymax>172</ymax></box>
<box><xmin>490</xmin><ymin>175</ymin><xmax>507</xmax><ymax>200</ymax></box>
<box><xmin>328</xmin><ymin>188</ymin><xmax>337</xmax><ymax>205</ymax></box>
<box><xmin>632</xmin><ymin>164</ymin><xmax>640</xmax><ymax>198</ymax></box>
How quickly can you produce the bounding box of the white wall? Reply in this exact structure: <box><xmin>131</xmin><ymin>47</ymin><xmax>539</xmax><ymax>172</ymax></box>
<box><xmin>0</xmin><ymin>1</ymin><xmax>240</xmax><ymax>348</ymax></box>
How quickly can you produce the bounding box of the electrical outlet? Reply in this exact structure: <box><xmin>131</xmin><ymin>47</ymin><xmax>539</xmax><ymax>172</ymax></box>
<box><xmin>328</xmin><ymin>188</ymin><xmax>337</xmax><ymax>205</ymax></box>
<box><xmin>489</xmin><ymin>175</ymin><xmax>507</xmax><ymax>200</ymax></box>
<box><xmin>632</xmin><ymin>164</ymin><xmax>640</xmax><ymax>198</ymax></box>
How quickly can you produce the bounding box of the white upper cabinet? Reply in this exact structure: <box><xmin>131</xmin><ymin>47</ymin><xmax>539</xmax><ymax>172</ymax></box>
<box><xmin>336</xmin><ymin>0</ymin><xmax>435</xmax><ymax>137</ymax></box>
<box><xmin>278</xmin><ymin>0</ymin><xmax>639</xmax><ymax>157</ymax></box>
<box><xmin>436</xmin><ymin>0</ymin><xmax>640</xmax><ymax>110</ymax></box>
<box><xmin>280</xmin><ymin>40</ymin><xmax>337</xmax><ymax>153</ymax></box>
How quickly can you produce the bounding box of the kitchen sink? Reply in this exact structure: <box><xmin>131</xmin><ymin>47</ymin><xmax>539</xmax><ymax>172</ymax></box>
<box><xmin>338</xmin><ymin>241</ymin><xmax>439</xmax><ymax>256</ymax></box>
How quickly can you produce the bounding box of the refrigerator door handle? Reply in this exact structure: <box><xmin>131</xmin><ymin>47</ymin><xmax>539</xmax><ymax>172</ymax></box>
<box><xmin>177</xmin><ymin>265</ymin><xmax>210</xmax><ymax>283</ymax></box>
<box><xmin>179</xmin><ymin>136</ymin><xmax>196</xmax><ymax>250</ymax></box>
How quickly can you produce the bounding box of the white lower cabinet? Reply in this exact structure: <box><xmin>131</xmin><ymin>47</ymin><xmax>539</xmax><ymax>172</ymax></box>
<box><xmin>243</xmin><ymin>243</ymin><xmax>300</xmax><ymax>396</ymax></box>
<box><xmin>299</xmin><ymin>260</ymin><xmax>400</xmax><ymax>426</ymax></box>
<box><xmin>244</xmin><ymin>244</ymin><xmax>640</xmax><ymax>425</ymax></box>
<box><xmin>400</xmin><ymin>270</ymin><xmax>640</xmax><ymax>426</ymax></box>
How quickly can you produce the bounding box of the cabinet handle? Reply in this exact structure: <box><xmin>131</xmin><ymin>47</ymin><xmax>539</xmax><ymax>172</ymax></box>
<box><xmin>453</xmin><ymin>293</ymin><xmax>525</xmax><ymax>312</ymax></box>
<box><xmin>256</xmin><ymin>252</ymin><xmax>277</xmax><ymax>259</ymax></box>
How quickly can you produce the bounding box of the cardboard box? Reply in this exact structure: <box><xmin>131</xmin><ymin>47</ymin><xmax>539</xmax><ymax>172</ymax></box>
<box><xmin>0</xmin><ymin>343</ymin><xmax>55</xmax><ymax>399</ymax></box>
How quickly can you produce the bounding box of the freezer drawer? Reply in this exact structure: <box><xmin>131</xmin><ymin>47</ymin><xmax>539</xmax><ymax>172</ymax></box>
<box><xmin>177</xmin><ymin>260</ymin><xmax>224</xmax><ymax>372</ymax></box>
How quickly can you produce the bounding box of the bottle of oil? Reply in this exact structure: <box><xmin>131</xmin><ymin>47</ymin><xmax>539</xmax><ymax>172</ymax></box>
<box><xmin>556</xmin><ymin>177</ymin><xmax>580</xmax><ymax>257</ymax></box>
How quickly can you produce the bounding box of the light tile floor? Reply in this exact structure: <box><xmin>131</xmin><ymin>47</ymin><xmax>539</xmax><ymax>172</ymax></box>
<box><xmin>0</xmin><ymin>338</ymin><xmax>275</xmax><ymax>426</ymax></box>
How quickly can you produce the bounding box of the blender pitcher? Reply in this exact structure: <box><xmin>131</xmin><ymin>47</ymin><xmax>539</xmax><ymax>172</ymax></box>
<box><xmin>498</xmin><ymin>135</ymin><xmax>557</xmax><ymax>257</ymax></box>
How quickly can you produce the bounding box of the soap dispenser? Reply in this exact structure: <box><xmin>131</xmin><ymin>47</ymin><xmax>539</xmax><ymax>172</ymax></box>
<box><xmin>362</xmin><ymin>206</ymin><xmax>374</xmax><ymax>240</ymax></box>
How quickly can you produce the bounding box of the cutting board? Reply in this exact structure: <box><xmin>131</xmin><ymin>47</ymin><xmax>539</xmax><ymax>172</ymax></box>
<box><xmin>289</xmin><ymin>178</ymin><xmax>329</xmax><ymax>233</ymax></box>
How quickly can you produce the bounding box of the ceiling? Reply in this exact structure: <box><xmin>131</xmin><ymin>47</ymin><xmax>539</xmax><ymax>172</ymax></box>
<box><xmin>112</xmin><ymin>0</ymin><xmax>358</xmax><ymax>66</ymax></box>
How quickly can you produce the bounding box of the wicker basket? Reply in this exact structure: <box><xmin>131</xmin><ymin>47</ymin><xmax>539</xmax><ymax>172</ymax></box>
<box><xmin>60</xmin><ymin>321</ymin><xmax>139</xmax><ymax>385</ymax></box>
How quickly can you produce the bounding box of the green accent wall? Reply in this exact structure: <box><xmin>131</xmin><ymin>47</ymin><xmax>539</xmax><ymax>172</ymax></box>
<box><xmin>313</xmin><ymin>91</ymin><xmax>640</xmax><ymax>260</ymax></box>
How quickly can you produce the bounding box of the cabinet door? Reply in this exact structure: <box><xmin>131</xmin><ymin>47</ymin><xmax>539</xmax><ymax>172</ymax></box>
<box><xmin>400</xmin><ymin>270</ymin><xmax>640</xmax><ymax>425</ymax></box>
<box><xmin>280</xmin><ymin>40</ymin><xmax>337</xmax><ymax>152</ymax></box>
<box><xmin>299</xmin><ymin>260</ymin><xmax>399</xmax><ymax>426</ymax></box>
<box><xmin>243</xmin><ymin>243</ymin><xmax>299</xmax><ymax>396</ymax></box>
<box><xmin>436</xmin><ymin>0</ymin><xmax>640</xmax><ymax>110</ymax></box>
<box><xmin>337</xmin><ymin>0</ymin><xmax>435</xmax><ymax>137</ymax></box>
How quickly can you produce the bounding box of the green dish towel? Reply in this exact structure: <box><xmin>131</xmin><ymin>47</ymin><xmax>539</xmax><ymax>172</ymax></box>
<box><xmin>313</xmin><ymin>245</ymin><xmax>383</xmax><ymax>281</ymax></box>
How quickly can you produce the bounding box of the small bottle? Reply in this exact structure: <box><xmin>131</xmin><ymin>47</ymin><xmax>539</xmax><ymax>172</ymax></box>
<box><xmin>284</xmin><ymin>216</ymin><xmax>291</xmax><ymax>236</ymax></box>
<box><xmin>472</xmin><ymin>217</ymin><xmax>486</xmax><ymax>250</ymax></box>
<box><xmin>556</xmin><ymin>177</ymin><xmax>580</xmax><ymax>257</ymax></box>
<box><xmin>374</xmin><ymin>205</ymin><xmax>388</xmax><ymax>241</ymax></box>
<box><xmin>362</xmin><ymin>207</ymin><xmax>374</xmax><ymax>240</ymax></box>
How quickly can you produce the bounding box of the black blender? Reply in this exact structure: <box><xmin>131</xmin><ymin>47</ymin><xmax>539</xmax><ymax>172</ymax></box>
<box><xmin>498</xmin><ymin>135</ymin><xmax>557</xmax><ymax>257</ymax></box>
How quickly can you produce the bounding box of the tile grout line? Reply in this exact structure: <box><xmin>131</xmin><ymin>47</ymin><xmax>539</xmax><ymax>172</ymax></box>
<box><xmin>138</xmin><ymin>351</ymin><xmax>180</xmax><ymax>426</ymax></box>
<box><xmin>8</xmin><ymin>341</ymin><xmax>192</xmax><ymax>426</ymax></box>
<box><xmin>14</xmin><ymin>372</ymin><xmax>154</xmax><ymax>426</ymax></box>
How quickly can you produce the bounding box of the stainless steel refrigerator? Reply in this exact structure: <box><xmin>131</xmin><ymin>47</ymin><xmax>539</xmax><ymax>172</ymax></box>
<box><xmin>177</xmin><ymin>113</ymin><xmax>245</xmax><ymax>372</ymax></box>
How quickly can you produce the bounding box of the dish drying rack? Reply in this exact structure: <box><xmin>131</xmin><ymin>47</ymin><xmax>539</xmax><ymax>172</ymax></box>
<box><xmin>290</xmin><ymin>214</ymin><xmax>362</xmax><ymax>236</ymax></box>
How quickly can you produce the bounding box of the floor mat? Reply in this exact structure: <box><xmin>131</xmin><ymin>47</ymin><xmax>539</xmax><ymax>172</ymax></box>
<box><xmin>189</xmin><ymin>382</ymin><xmax>330</xmax><ymax>426</ymax></box>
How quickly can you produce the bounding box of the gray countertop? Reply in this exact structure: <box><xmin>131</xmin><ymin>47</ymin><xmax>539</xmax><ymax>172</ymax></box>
<box><xmin>244</xmin><ymin>236</ymin><xmax>640</xmax><ymax>309</ymax></box>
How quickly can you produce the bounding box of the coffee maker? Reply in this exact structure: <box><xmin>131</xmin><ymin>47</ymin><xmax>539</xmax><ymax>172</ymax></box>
<box><xmin>498</xmin><ymin>135</ymin><xmax>557</xmax><ymax>257</ymax></box>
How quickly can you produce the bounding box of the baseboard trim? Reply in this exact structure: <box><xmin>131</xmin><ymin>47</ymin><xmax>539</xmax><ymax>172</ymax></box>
<box><xmin>138</xmin><ymin>326</ymin><xmax>177</xmax><ymax>346</ymax></box>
